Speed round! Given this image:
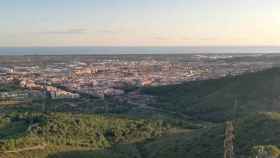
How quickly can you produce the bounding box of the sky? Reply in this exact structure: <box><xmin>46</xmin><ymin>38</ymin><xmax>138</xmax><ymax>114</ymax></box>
<box><xmin>1</xmin><ymin>0</ymin><xmax>280</xmax><ymax>47</ymax></box>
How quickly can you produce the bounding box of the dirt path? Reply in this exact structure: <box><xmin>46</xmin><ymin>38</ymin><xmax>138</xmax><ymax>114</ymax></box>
<box><xmin>127</xmin><ymin>100</ymin><xmax>191</xmax><ymax>119</ymax></box>
<box><xmin>3</xmin><ymin>143</ymin><xmax>47</xmax><ymax>153</ymax></box>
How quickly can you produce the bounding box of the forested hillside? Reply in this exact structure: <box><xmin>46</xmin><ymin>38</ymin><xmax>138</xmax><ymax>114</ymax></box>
<box><xmin>1</xmin><ymin>68</ymin><xmax>280</xmax><ymax>158</ymax></box>
<box><xmin>142</xmin><ymin>67</ymin><xmax>280</xmax><ymax>122</ymax></box>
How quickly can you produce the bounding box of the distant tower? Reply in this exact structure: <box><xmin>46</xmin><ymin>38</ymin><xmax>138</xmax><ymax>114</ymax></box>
<box><xmin>233</xmin><ymin>99</ymin><xmax>238</xmax><ymax>119</ymax></box>
<box><xmin>224</xmin><ymin>121</ymin><xmax>235</xmax><ymax>158</ymax></box>
<box><xmin>42</xmin><ymin>79</ymin><xmax>50</xmax><ymax>112</ymax></box>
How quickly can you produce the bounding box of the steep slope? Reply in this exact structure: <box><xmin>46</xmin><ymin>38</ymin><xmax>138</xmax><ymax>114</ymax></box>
<box><xmin>142</xmin><ymin>67</ymin><xmax>280</xmax><ymax>121</ymax></box>
<box><xmin>139</xmin><ymin>112</ymin><xmax>280</xmax><ymax>158</ymax></box>
<box><xmin>235</xmin><ymin>112</ymin><xmax>280</xmax><ymax>157</ymax></box>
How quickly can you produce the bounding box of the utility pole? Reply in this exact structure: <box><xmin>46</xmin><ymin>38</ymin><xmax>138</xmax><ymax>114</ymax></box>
<box><xmin>224</xmin><ymin>97</ymin><xmax>238</xmax><ymax>158</ymax></box>
<box><xmin>224</xmin><ymin>121</ymin><xmax>235</xmax><ymax>158</ymax></box>
<box><xmin>233</xmin><ymin>99</ymin><xmax>238</xmax><ymax>120</ymax></box>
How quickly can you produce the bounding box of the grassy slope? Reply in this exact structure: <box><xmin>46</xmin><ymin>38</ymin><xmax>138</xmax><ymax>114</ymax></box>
<box><xmin>142</xmin><ymin>67</ymin><xmax>280</xmax><ymax>121</ymax></box>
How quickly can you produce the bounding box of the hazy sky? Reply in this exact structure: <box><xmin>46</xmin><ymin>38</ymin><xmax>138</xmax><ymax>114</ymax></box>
<box><xmin>1</xmin><ymin>0</ymin><xmax>280</xmax><ymax>46</ymax></box>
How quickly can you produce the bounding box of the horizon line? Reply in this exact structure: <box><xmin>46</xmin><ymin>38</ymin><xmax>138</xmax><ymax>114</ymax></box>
<box><xmin>2</xmin><ymin>45</ymin><xmax>280</xmax><ymax>48</ymax></box>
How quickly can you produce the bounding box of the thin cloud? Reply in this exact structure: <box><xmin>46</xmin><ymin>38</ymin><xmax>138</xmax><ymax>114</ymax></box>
<box><xmin>39</xmin><ymin>28</ymin><xmax>88</xmax><ymax>35</ymax></box>
<box><xmin>153</xmin><ymin>34</ymin><xmax>215</xmax><ymax>42</ymax></box>
<box><xmin>181</xmin><ymin>36</ymin><xmax>249</xmax><ymax>42</ymax></box>
<box><xmin>96</xmin><ymin>29</ymin><xmax>125</xmax><ymax>35</ymax></box>
<box><xmin>98</xmin><ymin>30</ymin><xmax>118</xmax><ymax>34</ymax></box>
<box><xmin>154</xmin><ymin>36</ymin><xmax>173</xmax><ymax>41</ymax></box>
<box><xmin>182</xmin><ymin>37</ymin><xmax>219</xmax><ymax>41</ymax></box>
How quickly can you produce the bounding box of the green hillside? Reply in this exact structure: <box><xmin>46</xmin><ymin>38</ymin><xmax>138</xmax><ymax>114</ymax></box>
<box><xmin>3</xmin><ymin>112</ymin><xmax>278</xmax><ymax>158</ymax></box>
<box><xmin>235</xmin><ymin>112</ymin><xmax>280</xmax><ymax>157</ymax></box>
<box><xmin>138</xmin><ymin>112</ymin><xmax>280</xmax><ymax>158</ymax></box>
<box><xmin>0</xmin><ymin>112</ymin><xmax>191</xmax><ymax>158</ymax></box>
<box><xmin>142</xmin><ymin>67</ymin><xmax>280</xmax><ymax>122</ymax></box>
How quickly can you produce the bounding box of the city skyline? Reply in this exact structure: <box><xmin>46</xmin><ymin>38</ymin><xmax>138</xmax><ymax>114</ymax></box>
<box><xmin>1</xmin><ymin>0</ymin><xmax>280</xmax><ymax>47</ymax></box>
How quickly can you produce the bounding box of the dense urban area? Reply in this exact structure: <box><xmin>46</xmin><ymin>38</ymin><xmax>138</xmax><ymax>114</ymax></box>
<box><xmin>0</xmin><ymin>54</ymin><xmax>274</xmax><ymax>101</ymax></box>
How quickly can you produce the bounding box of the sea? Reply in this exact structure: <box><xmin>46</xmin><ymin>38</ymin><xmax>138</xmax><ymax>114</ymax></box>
<box><xmin>0</xmin><ymin>46</ymin><xmax>280</xmax><ymax>55</ymax></box>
